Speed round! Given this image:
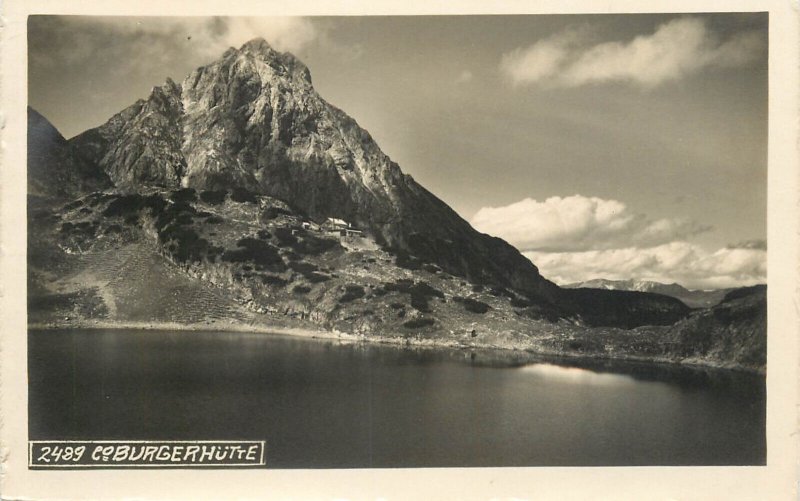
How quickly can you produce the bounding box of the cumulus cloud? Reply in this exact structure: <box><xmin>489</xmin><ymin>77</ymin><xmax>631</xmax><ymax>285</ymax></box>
<box><xmin>524</xmin><ymin>243</ymin><xmax>766</xmax><ymax>290</ymax></box>
<box><xmin>471</xmin><ymin>194</ymin><xmax>764</xmax><ymax>289</ymax></box>
<box><xmin>501</xmin><ymin>17</ymin><xmax>765</xmax><ymax>88</ymax></box>
<box><xmin>471</xmin><ymin>195</ymin><xmax>710</xmax><ymax>252</ymax></box>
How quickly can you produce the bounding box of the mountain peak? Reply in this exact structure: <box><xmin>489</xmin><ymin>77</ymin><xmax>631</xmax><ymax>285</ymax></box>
<box><xmin>240</xmin><ymin>37</ymin><xmax>274</xmax><ymax>54</ymax></box>
<box><xmin>163</xmin><ymin>77</ymin><xmax>180</xmax><ymax>92</ymax></box>
<box><xmin>235</xmin><ymin>37</ymin><xmax>312</xmax><ymax>85</ymax></box>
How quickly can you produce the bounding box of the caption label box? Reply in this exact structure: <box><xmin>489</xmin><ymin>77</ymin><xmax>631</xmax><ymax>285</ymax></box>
<box><xmin>29</xmin><ymin>440</ymin><xmax>266</xmax><ymax>468</ymax></box>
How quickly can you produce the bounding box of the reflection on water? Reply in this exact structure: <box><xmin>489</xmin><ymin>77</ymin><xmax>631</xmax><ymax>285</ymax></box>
<box><xmin>518</xmin><ymin>363</ymin><xmax>638</xmax><ymax>386</ymax></box>
<box><xmin>28</xmin><ymin>329</ymin><xmax>766</xmax><ymax>468</ymax></box>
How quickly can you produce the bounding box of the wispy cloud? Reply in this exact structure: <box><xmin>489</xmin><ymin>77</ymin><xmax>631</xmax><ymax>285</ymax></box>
<box><xmin>500</xmin><ymin>27</ymin><xmax>585</xmax><ymax>87</ymax></box>
<box><xmin>471</xmin><ymin>195</ymin><xmax>710</xmax><ymax>252</ymax></box>
<box><xmin>501</xmin><ymin>17</ymin><xmax>765</xmax><ymax>88</ymax></box>
<box><xmin>205</xmin><ymin>17</ymin><xmax>318</xmax><ymax>55</ymax></box>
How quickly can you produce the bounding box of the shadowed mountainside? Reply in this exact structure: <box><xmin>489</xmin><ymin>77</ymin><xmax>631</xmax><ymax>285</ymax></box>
<box><xmin>27</xmin><ymin>107</ymin><xmax>111</xmax><ymax>201</ymax></box>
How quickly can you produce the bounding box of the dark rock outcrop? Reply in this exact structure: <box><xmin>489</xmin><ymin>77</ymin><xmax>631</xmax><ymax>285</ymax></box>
<box><xmin>557</xmin><ymin>287</ymin><xmax>691</xmax><ymax>328</ymax></box>
<box><xmin>667</xmin><ymin>285</ymin><xmax>766</xmax><ymax>370</ymax></box>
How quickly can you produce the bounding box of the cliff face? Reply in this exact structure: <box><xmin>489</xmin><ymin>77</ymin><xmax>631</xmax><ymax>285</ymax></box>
<box><xmin>70</xmin><ymin>79</ymin><xmax>186</xmax><ymax>191</ymax></box>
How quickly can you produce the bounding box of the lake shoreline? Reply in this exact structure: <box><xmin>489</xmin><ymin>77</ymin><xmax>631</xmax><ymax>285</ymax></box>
<box><xmin>28</xmin><ymin>318</ymin><xmax>765</xmax><ymax>376</ymax></box>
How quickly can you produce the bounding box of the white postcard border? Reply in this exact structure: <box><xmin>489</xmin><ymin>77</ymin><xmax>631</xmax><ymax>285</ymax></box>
<box><xmin>1</xmin><ymin>1</ymin><xmax>797</xmax><ymax>500</ymax></box>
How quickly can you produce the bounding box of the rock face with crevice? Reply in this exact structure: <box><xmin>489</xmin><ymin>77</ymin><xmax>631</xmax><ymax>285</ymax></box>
<box><xmin>70</xmin><ymin>78</ymin><xmax>186</xmax><ymax>191</ymax></box>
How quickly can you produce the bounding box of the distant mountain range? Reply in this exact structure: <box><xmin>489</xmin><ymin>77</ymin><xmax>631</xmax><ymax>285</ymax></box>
<box><xmin>563</xmin><ymin>279</ymin><xmax>737</xmax><ymax>308</ymax></box>
<box><xmin>26</xmin><ymin>38</ymin><xmax>765</xmax><ymax>371</ymax></box>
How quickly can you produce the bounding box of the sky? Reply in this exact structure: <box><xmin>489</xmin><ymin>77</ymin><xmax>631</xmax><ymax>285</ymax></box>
<box><xmin>28</xmin><ymin>14</ymin><xmax>768</xmax><ymax>289</ymax></box>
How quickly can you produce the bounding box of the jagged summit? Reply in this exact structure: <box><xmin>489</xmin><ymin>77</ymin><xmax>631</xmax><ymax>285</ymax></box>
<box><xmin>70</xmin><ymin>74</ymin><xmax>185</xmax><ymax>191</ymax></box>
<box><xmin>229</xmin><ymin>37</ymin><xmax>313</xmax><ymax>85</ymax></box>
<box><xmin>241</xmin><ymin>37</ymin><xmax>274</xmax><ymax>52</ymax></box>
<box><xmin>162</xmin><ymin>77</ymin><xmax>181</xmax><ymax>93</ymax></box>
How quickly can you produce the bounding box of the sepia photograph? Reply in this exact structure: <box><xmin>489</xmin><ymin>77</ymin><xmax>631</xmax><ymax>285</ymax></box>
<box><xmin>24</xmin><ymin>12</ymin><xmax>769</xmax><ymax>468</ymax></box>
<box><xmin>2</xmin><ymin>1</ymin><xmax>799</xmax><ymax>499</ymax></box>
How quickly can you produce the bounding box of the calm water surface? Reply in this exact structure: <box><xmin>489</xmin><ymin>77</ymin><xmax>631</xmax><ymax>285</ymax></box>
<box><xmin>28</xmin><ymin>329</ymin><xmax>765</xmax><ymax>467</ymax></box>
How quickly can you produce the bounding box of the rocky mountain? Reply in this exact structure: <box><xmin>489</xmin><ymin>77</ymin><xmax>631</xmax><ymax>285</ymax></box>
<box><xmin>564</xmin><ymin>279</ymin><xmax>735</xmax><ymax>308</ymax></box>
<box><xmin>66</xmin><ymin>38</ymin><xmax>563</xmax><ymax>306</ymax></box>
<box><xmin>27</xmin><ymin>107</ymin><xmax>111</xmax><ymax>200</ymax></box>
<box><xmin>29</xmin><ymin>38</ymin><xmax>717</xmax><ymax>340</ymax></box>
<box><xmin>69</xmin><ymin>79</ymin><xmax>186</xmax><ymax>190</ymax></box>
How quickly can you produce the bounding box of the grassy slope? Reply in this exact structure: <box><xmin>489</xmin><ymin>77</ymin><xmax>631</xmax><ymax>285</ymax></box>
<box><xmin>27</xmin><ymin>189</ymin><xmax>766</xmax><ymax>373</ymax></box>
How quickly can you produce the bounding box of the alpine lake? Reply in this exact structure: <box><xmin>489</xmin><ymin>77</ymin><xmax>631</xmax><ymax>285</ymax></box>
<box><xmin>28</xmin><ymin>328</ymin><xmax>765</xmax><ymax>467</ymax></box>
